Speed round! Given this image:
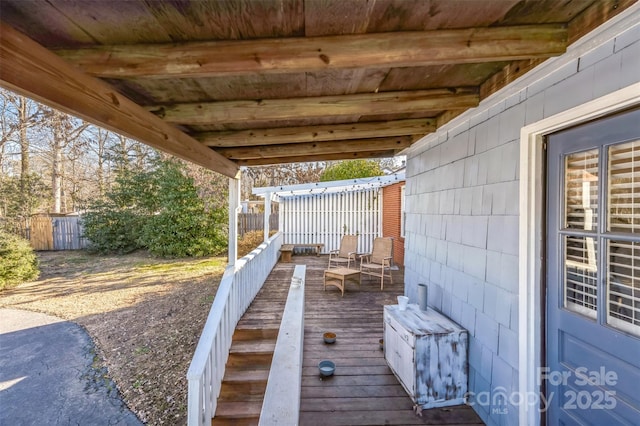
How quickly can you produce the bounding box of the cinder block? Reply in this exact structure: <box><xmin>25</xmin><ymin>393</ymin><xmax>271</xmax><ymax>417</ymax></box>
<box><xmin>498</xmin><ymin>325</ymin><xmax>519</xmax><ymax>370</ymax></box>
<box><xmin>474</xmin><ymin>121</ymin><xmax>489</xmax><ymax>154</ymax></box>
<box><xmin>485</xmin><ymin>116</ymin><xmax>501</xmax><ymax>152</ymax></box>
<box><xmin>450</xmin><ymin>295</ymin><xmax>463</xmax><ymax>323</ymax></box>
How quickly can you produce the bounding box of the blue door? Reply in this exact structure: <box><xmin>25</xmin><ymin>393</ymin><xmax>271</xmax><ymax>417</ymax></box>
<box><xmin>546</xmin><ymin>108</ymin><xmax>640</xmax><ymax>425</ymax></box>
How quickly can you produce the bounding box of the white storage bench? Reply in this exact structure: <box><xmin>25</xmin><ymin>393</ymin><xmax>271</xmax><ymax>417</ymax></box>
<box><xmin>383</xmin><ymin>304</ymin><xmax>468</xmax><ymax>409</ymax></box>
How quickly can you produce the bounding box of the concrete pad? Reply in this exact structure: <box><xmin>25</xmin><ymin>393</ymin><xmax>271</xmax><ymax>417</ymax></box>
<box><xmin>0</xmin><ymin>309</ymin><xmax>142</xmax><ymax>425</ymax></box>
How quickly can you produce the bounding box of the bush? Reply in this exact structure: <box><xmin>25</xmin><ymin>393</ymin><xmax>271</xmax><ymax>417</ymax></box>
<box><xmin>237</xmin><ymin>230</ymin><xmax>276</xmax><ymax>257</ymax></box>
<box><xmin>82</xmin><ymin>159</ymin><xmax>228</xmax><ymax>257</ymax></box>
<box><xmin>0</xmin><ymin>230</ymin><xmax>39</xmax><ymax>290</ymax></box>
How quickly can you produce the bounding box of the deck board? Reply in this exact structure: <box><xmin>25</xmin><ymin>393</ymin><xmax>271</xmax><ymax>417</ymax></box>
<box><xmin>223</xmin><ymin>254</ymin><xmax>483</xmax><ymax>425</ymax></box>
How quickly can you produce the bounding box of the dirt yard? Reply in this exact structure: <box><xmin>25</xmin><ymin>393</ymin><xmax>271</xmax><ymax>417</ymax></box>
<box><xmin>0</xmin><ymin>250</ymin><xmax>226</xmax><ymax>424</ymax></box>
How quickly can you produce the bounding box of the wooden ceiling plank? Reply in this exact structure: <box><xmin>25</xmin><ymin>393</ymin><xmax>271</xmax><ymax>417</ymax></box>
<box><xmin>237</xmin><ymin>150</ymin><xmax>398</xmax><ymax>166</ymax></box>
<box><xmin>151</xmin><ymin>88</ymin><xmax>479</xmax><ymax>125</ymax></box>
<box><xmin>215</xmin><ymin>136</ymin><xmax>416</xmax><ymax>160</ymax></box>
<box><xmin>55</xmin><ymin>24</ymin><xmax>568</xmax><ymax>79</ymax></box>
<box><xmin>197</xmin><ymin>119</ymin><xmax>435</xmax><ymax>147</ymax></box>
<box><xmin>0</xmin><ymin>23</ymin><xmax>239</xmax><ymax>178</ymax></box>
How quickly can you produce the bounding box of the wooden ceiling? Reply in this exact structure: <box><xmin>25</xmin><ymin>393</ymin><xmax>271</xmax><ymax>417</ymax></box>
<box><xmin>0</xmin><ymin>0</ymin><xmax>635</xmax><ymax>178</ymax></box>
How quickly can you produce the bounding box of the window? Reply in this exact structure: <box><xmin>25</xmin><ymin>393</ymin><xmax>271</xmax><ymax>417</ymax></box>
<box><xmin>561</xmin><ymin>139</ymin><xmax>640</xmax><ymax>336</ymax></box>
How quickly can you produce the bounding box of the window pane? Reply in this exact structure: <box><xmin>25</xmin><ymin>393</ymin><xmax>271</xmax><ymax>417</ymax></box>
<box><xmin>607</xmin><ymin>240</ymin><xmax>640</xmax><ymax>336</ymax></box>
<box><xmin>565</xmin><ymin>149</ymin><xmax>599</xmax><ymax>231</ymax></box>
<box><xmin>608</xmin><ymin>140</ymin><xmax>640</xmax><ymax>233</ymax></box>
<box><xmin>564</xmin><ymin>235</ymin><xmax>598</xmax><ymax>318</ymax></box>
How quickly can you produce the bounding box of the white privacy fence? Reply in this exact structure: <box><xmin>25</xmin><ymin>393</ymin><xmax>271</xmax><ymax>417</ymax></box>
<box><xmin>280</xmin><ymin>188</ymin><xmax>382</xmax><ymax>255</ymax></box>
<box><xmin>187</xmin><ymin>232</ymin><xmax>283</xmax><ymax>426</ymax></box>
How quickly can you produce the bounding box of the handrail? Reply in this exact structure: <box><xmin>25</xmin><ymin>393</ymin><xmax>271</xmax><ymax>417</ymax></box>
<box><xmin>187</xmin><ymin>232</ymin><xmax>283</xmax><ymax>426</ymax></box>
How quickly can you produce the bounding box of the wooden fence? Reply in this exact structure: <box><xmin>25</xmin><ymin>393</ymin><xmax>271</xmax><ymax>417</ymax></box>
<box><xmin>280</xmin><ymin>188</ymin><xmax>381</xmax><ymax>254</ymax></box>
<box><xmin>238</xmin><ymin>213</ymin><xmax>278</xmax><ymax>236</ymax></box>
<box><xmin>2</xmin><ymin>215</ymin><xmax>88</xmax><ymax>250</ymax></box>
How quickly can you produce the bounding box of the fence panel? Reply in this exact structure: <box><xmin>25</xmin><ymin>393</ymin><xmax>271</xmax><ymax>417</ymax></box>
<box><xmin>281</xmin><ymin>189</ymin><xmax>381</xmax><ymax>254</ymax></box>
<box><xmin>238</xmin><ymin>213</ymin><xmax>278</xmax><ymax>236</ymax></box>
<box><xmin>29</xmin><ymin>217</ymin><xmax>54</xmax><ymax>250</ymax></box>
<box><xmin>53</xmin><ymin>217</ymin><xmax>88</xmax><ymax>250</ymax></box>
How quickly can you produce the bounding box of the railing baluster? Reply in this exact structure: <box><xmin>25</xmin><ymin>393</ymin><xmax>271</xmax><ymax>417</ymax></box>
<box><xmin>187</xmin><ymin>232</ymin><xmax>283</xmax><ymax>426</ymax></box>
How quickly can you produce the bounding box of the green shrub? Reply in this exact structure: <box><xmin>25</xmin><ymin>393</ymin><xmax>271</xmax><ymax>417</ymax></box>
<box><xmin>82</xmin><ymin>159</ymin><xmax>227</xmax><ymax>257</ymax></box>
<box><xmin>0</xmin><ymin>230</ymin><xmax>39</xmax><ymax>290</ymax></box>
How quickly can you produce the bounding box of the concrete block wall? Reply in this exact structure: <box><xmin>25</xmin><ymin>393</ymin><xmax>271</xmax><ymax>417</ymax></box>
<box><xmin>403</xmin><ymin>13</ymin><xmax>639</xmax><ymax>426</ymax></box>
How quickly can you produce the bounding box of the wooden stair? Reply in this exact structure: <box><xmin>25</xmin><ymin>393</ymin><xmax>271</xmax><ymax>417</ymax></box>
<box><xmin>212</xmin><ymin>328</ymin><xmax>279</xmax><ymax>426</ymax></box>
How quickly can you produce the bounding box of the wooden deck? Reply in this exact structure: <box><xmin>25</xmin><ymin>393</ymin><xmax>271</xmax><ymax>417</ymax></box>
<box><xmin>218</xmin><ymin>255</ymin><xmax>484</xmax><ymax>425</ymax></box>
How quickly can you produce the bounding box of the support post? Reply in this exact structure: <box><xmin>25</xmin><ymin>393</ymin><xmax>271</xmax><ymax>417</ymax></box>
<box><xmin>228</xmin><ymin>175</ymin><xmax>241</xmax><ymax>266</ymax></box>
<box><xmin>263</xmin><ymin>192</ymin><xmax>271</xmax><ymax>242</ymax></box>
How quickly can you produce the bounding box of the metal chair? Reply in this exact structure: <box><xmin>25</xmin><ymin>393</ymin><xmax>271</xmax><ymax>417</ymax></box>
<box><xmin>328</xmin><ymin>235</ymin><xmax>358</xmax><ymax>269</ymax></box>
<box><xmin>359</xmin><ymin>237</ymin><xmax>393</xmax><ymax>290</ymax></box>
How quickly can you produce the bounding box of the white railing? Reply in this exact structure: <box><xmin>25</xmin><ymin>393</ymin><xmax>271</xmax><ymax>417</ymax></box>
<box><xmin>187</xmin><ymin>232</ymin><xmax>283</xmax><ymax>426</ymax></box>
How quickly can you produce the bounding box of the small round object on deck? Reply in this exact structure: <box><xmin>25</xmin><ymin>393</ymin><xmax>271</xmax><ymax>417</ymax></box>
<box><xmin>318</xmin><ymin>360</ymin><xmax>336</xmax><ymax>377</ymax></box>
<box><xmin>323</xmin><ymin>332</ymin><xmax>336</xmax><ymax>344</ymax></box>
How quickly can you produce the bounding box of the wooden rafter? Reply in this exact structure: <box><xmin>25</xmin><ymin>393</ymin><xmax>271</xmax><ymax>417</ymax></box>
<box><xmin>197</xmin><ymin>119</ymin><xmax>435</xmax><ymax>147</ymax></box>
<box><xmin>55</xmin><ymin>25</ymin><xmax>568</xmax><ymax>79</ymax></box>
<box><xmin>150</xmin><ymin>89</ymin><xmax>478</xmax><ymax>125</ymax></box>
<box><xmin>0</xmin><ymin>23</ymin><xmax>239</xmax><ymax>178</ymax></box>
<box><xmin>215</xmin><ymin>136</ymin><xmax>416</xmax><ymax>160</ymax></box>
<box><xmin>236</xmin><ymin>150</ymin><xmax>399</xmax><ymax>167</ymax></box>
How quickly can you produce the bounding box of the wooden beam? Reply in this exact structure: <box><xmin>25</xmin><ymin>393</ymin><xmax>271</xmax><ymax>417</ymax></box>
<box><xmin>215</xmin><ymin>136</ymin><xmax>416</xmax><ymax>160</ymax></box>
<box><xmin>237</xmin><ymin>150</ymin><xmax>398</xmax><ymax>167</ymax></box>
<box><xmin>55</xmin><ymin>25</ymin><xmax>568</xmax><ymax>79</ymax></box>
<box><xmin>150</xmin><ymin>88</ymin><xmax>478</xmax><ymax>125</ymax></box>
<box><xmin>567</xmin><ymin>0</ymin><xmax>637</xmax><ymax>45</ymax></box>
<box><xmin>0</xmin><ymin>23</ymin><xmax>239</xmax><ymax>178</ymax></box>
<box><xmin>197</xmin><ymin>119</ymin><xmax>435</xmax><ymax>147</ymax></box>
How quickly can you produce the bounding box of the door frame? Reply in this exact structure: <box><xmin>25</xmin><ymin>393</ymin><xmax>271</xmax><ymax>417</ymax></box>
<box><xmin>518</xmin><ymin>82</ymin><xmax>640</xmax><ymax>425</ymax></box>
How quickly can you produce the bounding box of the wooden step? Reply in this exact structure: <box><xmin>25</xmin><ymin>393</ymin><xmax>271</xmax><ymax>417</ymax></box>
<box><xmin>229</xmin><ymin>340</ymin><xmax>276</xmax><ymax>354</ymax></box>
<box><xmin>223</xmin><ymin>369</ymin><xmax>270</xmax><ymax>383</ymax></box>
<box><xmin>232</xmin><ymin>328</ymin><xmax>279</xmax><ymax>341</ymax></box>
<box><xmin>218</xmin><ymin>381</ymin><xmax>268</xmax><ymax>402</ymax></box>
<box><xmin>226</xmin><ymin>351</ymin><xmax>274</xmax><ymax>369</ymax></box>
<box><xmin>212</xmin><ymin>401</ymin><xmax>262</xmax><ymax>425</ymax></box>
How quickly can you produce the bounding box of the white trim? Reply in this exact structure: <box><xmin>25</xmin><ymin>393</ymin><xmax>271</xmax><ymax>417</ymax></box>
<box><xmin>252</xmin><ymin>172</ymin><xmax>405</xmax><ymax>199</ymax></box>
<box><xmin>518</xmin><ymin>83</ymin><xmax>640</xmax><ymax>426</ymax></box>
